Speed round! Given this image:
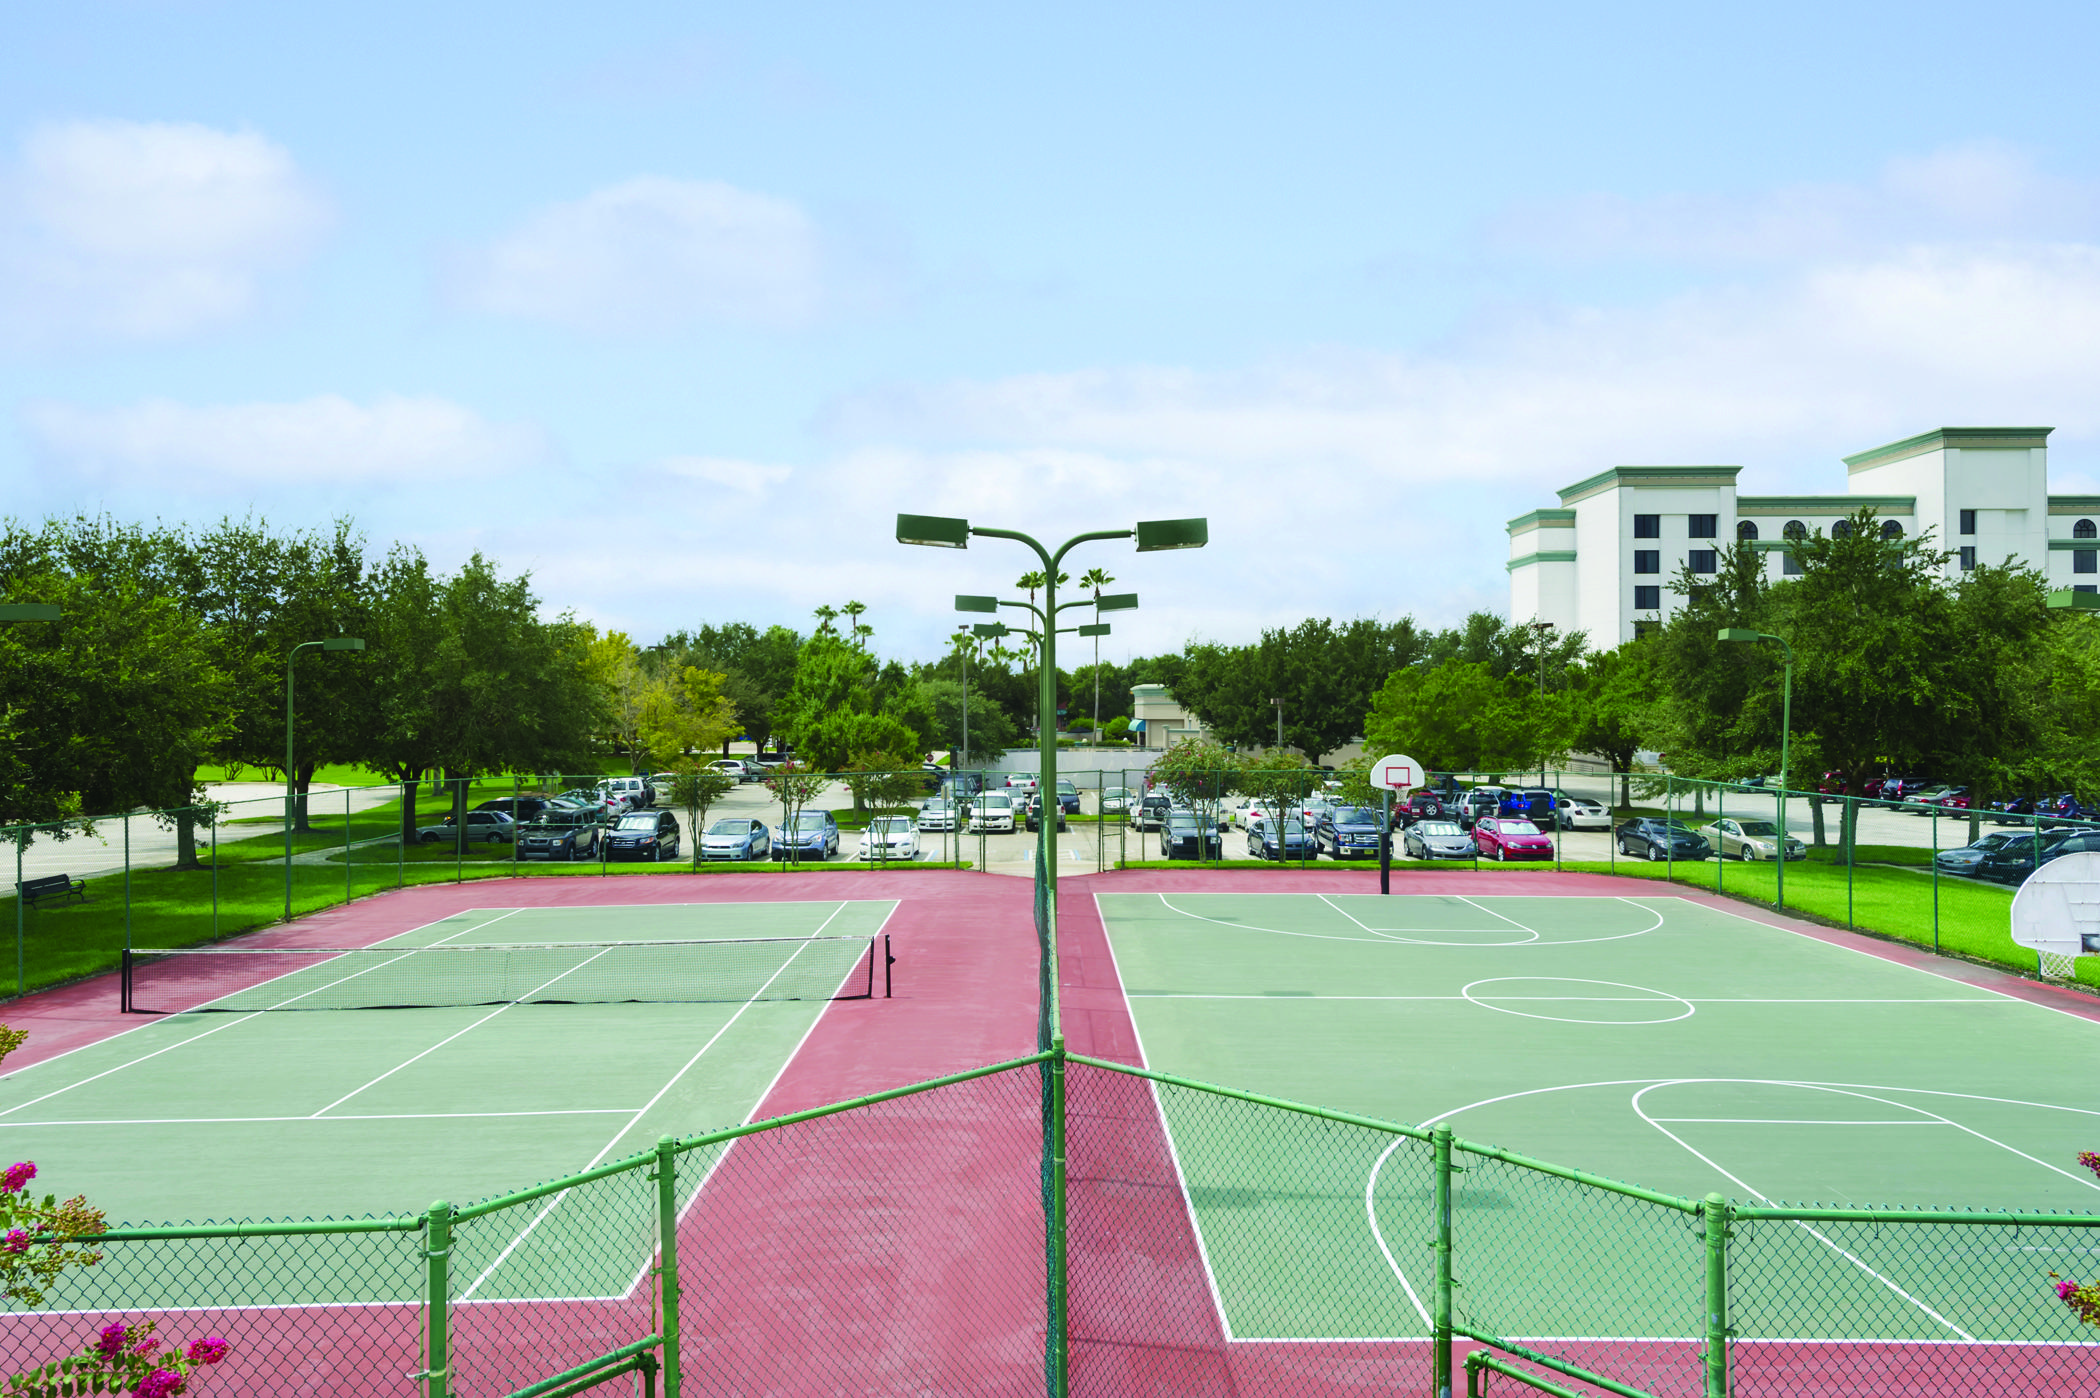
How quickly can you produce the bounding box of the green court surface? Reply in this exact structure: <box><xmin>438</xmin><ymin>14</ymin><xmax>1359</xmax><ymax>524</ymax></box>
<box><xmin>0</xmin><ymin>899</ymin><xmax>893</xmax><ymax>1303</ymax></box>
<box><xmin>1094</xmin><ymin>891</ymin><xmax>2100</xmax><ymax>1343</ymax></box>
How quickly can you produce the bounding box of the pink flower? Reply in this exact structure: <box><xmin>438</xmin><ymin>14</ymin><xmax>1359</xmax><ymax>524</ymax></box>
<box><xmin>132</xmin><ymin>1369</ymin><xmax>184</xmax><ymax>1398</ymax></box>
<box><xmin>2060</xmin><ymin>1280</ymin><xmax>2078</xmax><ymax>1300</ymax></box>
<box><xmin>0</xmin><ymin>1161</ymin><xmax>33</xmax><ymax>1193</ymax></box>
<box><xmin>184</xmin><ymin>1338</ymin><xmax>229</xmax><ymax>1365</ymax></box>
<box><xmin>97</xmin><ymin>1323</ymin><xmax>129</xmax><ymax>1356</ymax></box>
<box><xmin>132</xmin><ymin>1336</ymin><xmax>160</xmax><ymax>1356</ymax></box>
<box><xmin>2</xmin><ymin>1228</ymin><xmax>28</xmax><ymax>1254</ymax></box>
<box><xmin>2081</xmin><ymin>1151</ymin><xmax>2100</xmax><ymax>1180</ymax></box>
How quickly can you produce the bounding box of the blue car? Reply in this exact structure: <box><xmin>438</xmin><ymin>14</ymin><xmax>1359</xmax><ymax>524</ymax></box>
<box><xmin>1248</xmin><ymin>818</ymin><xmax>1316</xmax><ymax>861</ymax></box>
<box><xmin>700</xmin><ymin>817</ymin><xmax>771</xmax><ymax>861</ymax></box>
<box><xmin>1315</xmin><ymin>805</ymin><xmax>1386</xmax><ymax>860</ymax></box>
<box><xmin>770</xmin><ymin>810</ymin><xmax>841</xmax><ymax>861</ymax></box>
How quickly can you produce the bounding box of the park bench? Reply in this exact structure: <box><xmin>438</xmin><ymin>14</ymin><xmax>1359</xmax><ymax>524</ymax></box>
<box><xmin>17</xmin><ymin>874</ymin><xmax>87</xmax><ymax>907</ymax></box>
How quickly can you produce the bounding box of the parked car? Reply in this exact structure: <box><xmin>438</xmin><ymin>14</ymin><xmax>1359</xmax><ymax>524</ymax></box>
<box><xmin>1005</xmin><ymin>773</ymin><xmax>1040</xmax><ymax>793</ymax></box>
<box><xmin>943</xmin><ymin>772</ymin><xmax>987</xmax><ymax>798</ymax></box>
<box><xmin>1460</xmin><ymin>788</ymin><xmax>1505</xmax><ymax>825</ymax></box>
<box><xmin>1131</xmin><ymin>793</ymin><xmax>1172</xmax><ymax>831</ymax></box>
<box><xmin>1159</xmin><ymin>811</ymin><xmax>1224</xmax><ymax>860</ymax></box>
<box><xmin>1248</xmin><ymin>817</ymin><xmax>1316</xmax><ymax>861</ymax></box>
<box><xmin>473</xmin><ymin>796</ymin><xmax>559</xmax><ymax>823</ymax></box>
<box><xmin>598</xmin><ymin>776</ymin><xmax>655</xmax><ymax>810</ymax></box>
<box><xmin>1024</xmin><ymin>794</ymin><xmax>1068</xmax><ymax>832</ymax></box>
<box><xmin>1404</xmin><ymin>819</ymin><xmax>1476</xmax><ymax>861</ymax></box>
<box><xmin>1934</xmin><ymin>831</ymin><xmax>2024</xmax><ymax>878</ymax></box>
<box><xmin>972</xmin><ymin>793</ymin><xmax>1017</xmax><ymax>833</ymax></box>
<box><xmin>1554</xmin><ymin>796</ymin><xmax>1611</xmax><ymax>830</ymax></box>
<box><xmin>1614</xmin><ymin>818</ymin><xmax>1712</xmax><ymax>861</ymax></box>
<box><xmin>417</xmin><ymin>811</ymin><xmax>515</xmax><ymax>844</ymax></box>
<box><xmin>1473</xmin><ymin>816</ymin><xmax>1554</xmax><ymax>861</ymax></box>
<box><xmin>1100</xmin><ymin>786</ymin><xmax>1137</xmax><ymax>815</ymax></box>
<box><xmin>1315</xmin><ymin>805</ymin><xmax>1387</xmax><ymax>860</ymax></box>
<box><xmin>606</xmin><ymin>809</ymin><xmax>681</xmax><ymax>861</ymax></box>
<box><xmin>771</xmin><ymin>810</ymin><xmax>842</xmax><ymax>861</ymax></box>
<box><xmin>857</xmin><ymin>816</ymin><xmax>921</xmax><ymax>862</ymax></box>
<box><xmin>519</xmin><ymin>809</ymin><xmax>601</xmax><ymax>861</ymax></box>
<box><xmin>1498</xmin><ymin>788</ymin><xmax>1558</xmax><ymax>823</ymax></box>
<box><xmin>709</xmin><ymin>759</ymin><xmax>759</xmax><ymax>784</ymax></box>
<box><xmin>1053</xmin><ymin>779</ymin><xmax>1081</xmax><ymax>815</ymax></box>
<box><xmin>917</xmin><ymin>798</ymin><xmax>961</xmax><ymax>832</ymax></box>
<box><xmin>1978</xmin><ymin>830</ymin><xmax>2078</xmax><ymax>884</ymax></box>
<box><xmin>1397</xmin><ymin>792</ymin><xmax>1451</xmax><ymax>827</ymax></box>
<box><xmin>560</xmin><ymin>787</ymin><xmax>623</xmax><ymax>819</ymax></box>
<box><xmin>1990</xmin><ymin>795</ymin><xmax>2039</xmax><ymax>824</ymax></box>
<box><xmin>1699</xmin><ymin>818</ymin><xmax>1806</xmax><ymax>861</ymax></box>
<box><xmin>700</xmin><ymin>817</ymin><xmax>770</xmax><ymax>861</ymax></box>
<box><xmin>1928</xmin><ymin>786</ymin><xmax>1971</xmax><ymax>811</ymax></box>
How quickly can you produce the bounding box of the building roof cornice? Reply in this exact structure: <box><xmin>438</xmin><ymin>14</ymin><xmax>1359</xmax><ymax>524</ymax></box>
<box><xmin>1737</xmin><ymin>494</ymin><xmax>1915</xmax><ymax>515</ymax></box>
<box><xmin>1557</xmin><ymin>465</ymin><xmax>1743</xmax><ymax>506</ymax></box>
<box><xmin>1506</xmin><ymin>508</ymin><xmax>1577</xmax><ymax>536</ymax></box>
<box><xmin>1843</xmin><ymin>427</ymin><xmax>2052</xmax><ymax>473</ymax></box>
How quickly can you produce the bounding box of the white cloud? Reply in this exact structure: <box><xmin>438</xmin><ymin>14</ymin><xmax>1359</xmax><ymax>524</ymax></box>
<box><xmin>655</xmin><ymin>454</ymin><xmax>794</xmax><ymax>494</ymax></box>
<box><xmin>1</xmin><ymin>119</ymin><xmax>329</xmax><ymax>341</ymax></box>
<box><xmin>21</xmin><ymin>394</ymin><xmax>551</xmax><ymax>489</ymax></box>
<box><xmin>1492</xmin><ymin>143</ymin><xmax>2100</xmax><ymax>266</ymax></box>
<box><xmin>450</xmin><ymin>177</ymin><xmax>824</xmax><ymax>332</ymax></box>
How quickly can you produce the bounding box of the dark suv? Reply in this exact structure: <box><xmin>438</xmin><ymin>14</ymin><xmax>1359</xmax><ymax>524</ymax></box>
<box><xmin>519</xmin><ymin>808</ymin><xmax>603</xmax><ymax>861</ymax></box>
<box><xmin>1614</xmin><ymin>818</ymin><xmax>1712</xmax><ymax>862</ymax></box>
<box><xmin>607</xmin><ymin>809</ymin><xmax>681</xmax><ymax>861</ymax></box>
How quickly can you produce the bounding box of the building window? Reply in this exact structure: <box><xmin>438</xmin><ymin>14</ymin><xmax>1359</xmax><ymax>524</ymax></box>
<box><xmin>1634</xmin><ymin>550</ymin><xmax>1660</xmax><ymax>574</ymax></box>
<box><xmin>1880</xmin><ymin>520</ymin><xmax>1903</xmax><ymax>540</ymax></box>
<box><xmin>1689</xmin><ymin>549</ymin><xmax>1717</xmax><ymax>574</ymax></box>
<box><xmin>2078</xmin><ymin>519</ymin><xmax>2098</xmax><ymax>539</ymax></box>
<box><xmin>2078</xmin><ymin>550</ymin><xmax>2098</xmax><ymax>575</ymax></box>
<box><xmin>1689</xmin><ymin>514</ymin><xmax>1717</xmax><ymax>539</ymax></box>
<box><xmin>1633</xmin><ymin>514</ymin><xmax>1660</xmax><ymax>539</ymax></box>
<box><xmin>1783</xmin><ymin>520</ymin><xmax>1807</xmax><ymax>540</ymax></box>
<box><xmin>1960</xmin><ymin>509</ymin><xmax>1977</xmax><ymax>535</ymax></box>
<box><xmin>1832</xmin><ymin>519</ymin><xmax>1854</xmax><ymax>539</ymax></box>
<box><xmin>1737</xmin><ymin>520</ymin><xmax>1759</xmax><ymax>541</ymax></box>
<box><xmin>1959</xmin><ymin>546</ymin><xmax>1977</xmax><ymax>571</ymax></box>
<box><xmin>1633</xmin><ymin>585</ymin><xmax>1661</xmax><ymax>611</ymax></box>
<box><xmin>1782</xmin><ymin>551</ymin><xmax>1804</xmax><ymax>576</ymax></box>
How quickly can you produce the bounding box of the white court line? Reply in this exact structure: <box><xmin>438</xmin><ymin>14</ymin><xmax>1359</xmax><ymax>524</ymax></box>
<box><xmin>1124</xmin><ymin>994</ymin><xmax>1999</xmax><ymax>1003</ymax></box>
<box><xmin>1092</xmin><ymin>891</ymin><xmax>1246</xmax><ymax>1341</ymax></box>
<box><xmin>1628</xmin><ymin>1082</ymin><xmax>1978</xmax><ymax>1341</ymax></box>
<box><xmin>0</xmin><ymin>1109</ymin><xmax>637</xmax><ymax>1127</ymax></box>
<box><xmin>1649</xmin><ymin>1118</ymin><xmax>1939</xmax><ymax>1126</ymax></box>
<box><xmin>309</xmin><ymin>940</ymin><xmax>623</xmax><ymax>1117</ymax></box>
<box><xmin>1453</xmin><ymin>894</ymin><xmax>1539</xmax><ymax>936</ymax></box>
<box><xmin>459</xmin><ymin>900</ymin><xmax>853</xmax><ymax>1301</ymax></box>
<box><xmin>0</xmin><ymin>911</ymin><xmax>521</xmax><ymax>1120</ymax></box>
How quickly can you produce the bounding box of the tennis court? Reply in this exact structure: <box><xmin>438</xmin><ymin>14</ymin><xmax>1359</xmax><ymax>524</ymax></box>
<box><xmin>1092</xmin><ymin>889</ymin><xmax>2100</xmax><ymax>1350</ymax></box>
<box><xmin>0</xmin><ymin>897</ymin><xmax>896</xmax><ymax>1306</ymax></box>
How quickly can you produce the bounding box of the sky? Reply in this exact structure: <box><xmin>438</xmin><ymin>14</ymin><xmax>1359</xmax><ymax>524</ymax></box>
<box><xmin>6</xmin><ymin>0</ymin><xmax>2100</xmax><ymax>663</ymax></box>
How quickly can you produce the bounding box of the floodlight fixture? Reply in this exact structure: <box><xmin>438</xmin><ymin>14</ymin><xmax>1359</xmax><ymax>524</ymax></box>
<box><xmin>898</xmin><ymin>514</ymin><xmax>970</xmax><ymax>548</ymax></box>
<box><xmin>1093</xmin><ymin>592</ymin><xmax>1139</xmax><ymax>612</ymax></box>
<box><xmin>1077</xmin><ymin>623</ymin><xmax>1110</xmax><ymax>637</ymax></box>
<box><xmin>0</xmin><ymin>604</ymin><xmax>60</xmax><ymax>622</ymax></box>
<box><xmin>1134</xmin><ymin>518</ymin><xmax>1208</xmax><ymax>552</ymax></box>
<box><xmin>955</xmin><ymin>594</ymin><xmax>1000</xmax><ymax>613</ymax></box>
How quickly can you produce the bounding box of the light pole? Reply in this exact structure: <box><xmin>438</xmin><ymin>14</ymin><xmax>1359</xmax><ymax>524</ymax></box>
<box><xmin>3</xmin><ymin>603</ymin><xmax>59</xmax><ymax>995</ymax></box>
<box><xmin>1718</xmin><ymin>628</ymin><xmax>1792</xmax><ymax>908</ymax></box>
<box><xmin>904</xmin><ymin>515</ymin><xmax>1203</xmax><ymax>902</ymax></box>
<box><xmin>1270</xmin><ymin>697</ymin><xmax>1284</xmax><ymax>751</ymax></box>
<box><xmin>286</xmin><ymin>637</ymin><xmax>365</xmax><ymax>919</ymax></box>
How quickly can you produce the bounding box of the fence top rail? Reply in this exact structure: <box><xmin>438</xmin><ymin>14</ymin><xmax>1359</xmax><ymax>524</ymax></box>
<box><xmin>1456</xmin><ymin>1330</ymin><xmax>1659</xmax><ymax>1398</ymax></box>
<box><xmin>90</xmin><ymin>1215</ymin><xmax>424</xmax><ymax>1242</ymax></box>
<box><xmin>452</xmin><ymin>1147</ymin><xmax>659</xmax><ymax>1224</ymax></box>
<box><xmin>1732</xmin><ymin>1203</ymin><xmax>2100</xmax><ymax>1225</ymax></box>
<box><xmin>671</xmin><ymin>1050</ymin><xmax>1054</xmax><ymax>1157</ymax></box>
<box><xmin>1450</xmin><ymin>1137</ymin><xmax>1703</xmax><ymax>1214</ymax></box>
<box><xmin>1068</xmin><ymin>1053</ymin><xmax>1436</xmax><ymax>1143</ymax></box>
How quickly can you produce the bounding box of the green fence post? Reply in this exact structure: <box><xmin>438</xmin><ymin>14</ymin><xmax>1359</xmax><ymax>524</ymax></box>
<box><xmin>1050</xmin><ymin>1034</ymin><xmax>1070</xmax><ymax>1398</ymax></box>
<box><xmin>345</xmin><ymin>786</ymin><xmax>353</xmax><ymax>907</ymax></box>
<box><xmin>399</xmin><ymin>780</ymin><xmax>408</xmax><ymax>890</ymax></box>
<box><xmin>14</xmin><ymin>830</ymin><xmax>22</xmax><ymax>997</ymax></box>
<box><xmin>1433</xmin><ymin>1122</ymin><xmax>1454</xmax><ymax>1398</ymax></box>
<box><xmin>655</xmin><ymin>1135</ymin><xmax>682</xmax><ymax>1398</ymax></box>
<box><xmin>1665</xmin><ymin>774</ymin><xmax>1674</xmax><ymax>885</ymax></box>
<box><xmin>424</xmin><ymin>1199</ymin><xmax>452</xmax><ymax>1398</ymax></box>
<box><xmin>1702</xmin><ymin>1193</ymin><xmax>1730</xmax><ymax>1397</ymax></box>
<box><xmin>211</xmin><ymin>804</ymin><xmax>219</xmax><ymax>936</ymax></box>
<box><xmin>1931</xmin><ymin>805</ymin><xmax>1941</xmax><ymax>952</ymax></box>
<box><xmin>1846</xmin><ymin>794</ymin><xmax>1855</xmax><ymax>929</ymax></box>
<box><xmin>1715</xmin><ymin>782</ymin><xmax>1724</xmax><ymax>897</ymax></box>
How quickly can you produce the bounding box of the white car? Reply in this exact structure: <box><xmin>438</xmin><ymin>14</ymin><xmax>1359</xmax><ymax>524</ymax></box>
<box><xmin>917</xmin><ymin>798</ymin><xmax>960</xmax><ymax>832</ymax></box>
<box><xmin>1004</xmin><ymin>774</ymin><xmax>1040</xmax><ymax>793</ymax></box>
<box><xmin>973</xmin><ymin>792</ymin><xmax>1017</xmax><ymax>832</ymax></box>
<box><xmin>858</xmin><ymin>816</ymin><xmax>921</xmax><ymax>861</ymax></box>
<box><xmin>598</xmin><ymin>775</ymin><xmax>653</xmax><ymax>810</ymax></box>
<box><xmin>1557</xmin><ymin>797</ymin><xmax>1612</xmax><ymax>830</ymax></box>
<box><xmin>1100</xmin><ymin>786</ymin><xmax>1136</xmax><ymax>815</ymax></box>
<box><xmin>710</xmin><ymin>758</ymin><xmax>758</xmax><ymax>783</ymax></box>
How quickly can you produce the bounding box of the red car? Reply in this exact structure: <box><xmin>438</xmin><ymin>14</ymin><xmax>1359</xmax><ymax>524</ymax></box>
<box><xmin>1472</xmin><ymin>817</ymin><xmax>1554</xmax><ymax>861</ymax></box>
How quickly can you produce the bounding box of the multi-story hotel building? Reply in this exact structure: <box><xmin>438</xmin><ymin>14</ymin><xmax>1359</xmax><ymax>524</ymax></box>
<box><xmin>1508</xmin><ymin>427</ymin><xmax>2097</xmax><ymax>647</ymax></box>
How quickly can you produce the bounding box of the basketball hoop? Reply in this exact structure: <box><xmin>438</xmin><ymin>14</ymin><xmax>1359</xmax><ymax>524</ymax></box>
<box><xmin>2010</xmin><ymin>851</ymin><xmax>2100</xmax><ymax>982</ymax></box>
<box><xmin>1369</xmin><ymin>753</ymin><xmax>1423</xmax><ymax>793</ymax></box>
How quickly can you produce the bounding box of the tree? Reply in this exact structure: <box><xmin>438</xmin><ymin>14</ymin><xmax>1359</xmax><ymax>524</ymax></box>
<box><xmin>1567</xmin><ymin>640</ymin><xmax>1664</xmax><ymax>808</ymax></box>
<box><xmin>665</xmin><ymin>766</ymin><xmax>735</xmax><ymax>869</ymax></box>
<box><xmin>1363</xmin><ymin>661</ymin><xmax>1548</xmax><ymax>777</ymax></box>
<box><xmin>636</xmin><ymin>667</ymin><xmax>741</xmax><ymax>770</ymax></box>
<box><xmin>1079</xmin><ymin>566</ymin><xmax>1116</xmax><ymax>736</ymax></box>
<box><xmin>763</xmin><ymin>762</ymin><xmax>830</xmax><ymax>866</ymax></box>
<box><xmin>1148</xmin><ymin>738</ymin><xmax>1240</xmax><ymax>827</ymax></box>
<box><xmin>1176</xmin><ymin>618</ymin><xmax>1427</xmax><ymax>759</ymax></box>
<box><xmin>584</xmin><ymin>631</ymin><xmax>648</xmax><ymax>772</ymax></box>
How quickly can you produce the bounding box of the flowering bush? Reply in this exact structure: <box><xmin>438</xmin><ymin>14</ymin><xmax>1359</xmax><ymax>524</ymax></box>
<box><xmin>2050</xmin><ymin>1152</ymin><xmax>2100</xmax><ymax>1329</ymax></box>
<box><xmin>4</xmin><ymin>1320</ymin><xmax>231</xmax><ymax>1397</ymax></box>
<box><xmin>0</xmin><ymin>1158</ymin><xmax>105</xmax><ymax>1307</ymax></box>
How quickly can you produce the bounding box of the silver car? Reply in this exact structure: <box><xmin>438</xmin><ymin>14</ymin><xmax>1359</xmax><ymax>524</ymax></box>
<box><xmin>917</xmin><ymin>798</ymin><xmax>960</xmax><ymax>832</ymax></box>
<box><xmin>857</xmin><ymin>816</ymin><xmax>921</xmax><ymax>861</ymax></box>
<box><xmin>700</xmin><ymin>817</ymin><xmax>770</xmax><ymax>861</ymax></box>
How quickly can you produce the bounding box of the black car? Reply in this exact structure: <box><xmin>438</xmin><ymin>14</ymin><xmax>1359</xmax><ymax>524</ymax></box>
<box><xmin>606</xmin><ymin>809</ymin><xmax>681</xmax><ymax>861</ymax></box>
<box><xmin>519</xmin><ymin>808</ymin><xmax>602</xmax><ymax>861</ymax></box>
<box><xmin>1614</xmin><ymin>818</ymin><xmax>1712</xmax><ymax>861</ymax></box>
<box><xmin>1934</xmin><ymin>831</ymin><xmax>2023</xmax><ymax>878</ymax></box>
<box><xmin>1248</xmin><ymin>817</ymin><xmax>1315</xmax><ymax>861</ymax></box>
<box><xmin>1159</xmin><ymin>811</ymin><xmax>1223</xmax><ymax>860</ymax></box>
<box><xmin>1978</xmin><ymin>829</ymin><xmax>2100</xmax><ymax>884</ymax></box>
<box><xmin>1315</xmin><ymin>805</ymin><xmax>1386</xmax><ymax>860</ymax></box>
<box><xmin>1404</xmin><ymin>819</ymin><xmax>1475</xmax><ymax>861</ymax></box>
<box><xmin>1024</xmin><ymin>794</ymin><xmax>1068</xmax><ymax>833</ymax></box>
<box><xmin>474</xmin><ymin>796</ymin><xmax>560</xmax><ymax>823</ymax></box>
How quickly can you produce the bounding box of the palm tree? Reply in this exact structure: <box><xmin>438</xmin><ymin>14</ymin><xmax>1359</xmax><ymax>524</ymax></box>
<box><xmin>1014</xmin><ymin>570</ymin><xmax>1068</xmax><ymax>736</ymax></box>
<box><xmin>1079</xmin><ymin>567</ymin><xmax>1115</xmax><ymax>742</ymax></box>
<box><xmin>812</xmin><ymin>603</ymin><xmax>839</xmax><ymax>636</ymax></box>
<box><xmin>842</xmin><ymin>600</ymin><xmax>871</xmax><ymax>651</ymax></box>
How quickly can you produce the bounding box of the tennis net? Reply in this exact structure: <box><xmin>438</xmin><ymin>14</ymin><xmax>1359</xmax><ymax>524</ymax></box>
<box><xmin>121</xmin><ymin>934</ymin><xmax>893</xmax><ymax>1013</ymax></box>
